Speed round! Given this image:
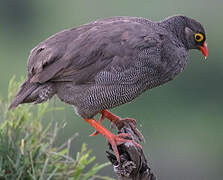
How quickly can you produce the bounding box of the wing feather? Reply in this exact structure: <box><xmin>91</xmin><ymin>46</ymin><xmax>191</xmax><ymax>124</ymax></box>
<box><xmin>26</xmin><ymin>17</ymin><xmax>161</xmax><ymax>85</ymax></box>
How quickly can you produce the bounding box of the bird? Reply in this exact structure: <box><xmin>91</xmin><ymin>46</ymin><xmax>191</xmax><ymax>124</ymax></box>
<box><xmin>9</xmin><ymin>15</ymin><xmax>208</xmax><ymax>162</ymax></box>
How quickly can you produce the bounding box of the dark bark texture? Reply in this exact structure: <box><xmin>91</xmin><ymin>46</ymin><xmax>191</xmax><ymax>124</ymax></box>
<box><xmin>106</xmin><ymin>122</ymin><xmax>156</xmax><ymax>180</ymax></box>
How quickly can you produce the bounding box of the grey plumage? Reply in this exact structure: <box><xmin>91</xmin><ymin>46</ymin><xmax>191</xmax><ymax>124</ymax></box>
<box><xmin>9</xmin><ymin>15</ymin><xmax>206</xmax><ymax>119</ymax></box>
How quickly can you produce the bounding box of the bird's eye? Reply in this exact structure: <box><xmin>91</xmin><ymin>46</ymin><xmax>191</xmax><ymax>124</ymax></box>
<box><xmin>194</xmin><ymin>33</ymin><xmax>204</xmax><ymax>42</ymax></box>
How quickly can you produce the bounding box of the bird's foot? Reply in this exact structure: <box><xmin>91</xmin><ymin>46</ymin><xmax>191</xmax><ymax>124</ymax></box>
<box><xmin>100</xmin><ymin>110</ymin><xmax>136</xmax><ymax>129</ymax></box>
<box><xmin>111</xmin><ymin>118</ymin><xmax>144</xmax><ymax>142</ymax></box>
<box><xmin>85</xmin><ymin>118</ymin><xmax>142</xmax><ymax>162</ymax></box>
<box><xmin>101</xmin><ymin>110</ymin><xmax>144</xmax><ymax>142</ymax></box>
<box><xmin>106</xmin><ymin>133</ymin><xmax>142</xmax><ymax>162</ymax></box>
<box><xmin>90</xmin><ymin>111</ymin><xmax>136</xmax><ymax>136</ymax></box>
<box><xmin>110</xmin><ymin>117</ymin><xmax>136</xmax><ymax>130</ymax></box>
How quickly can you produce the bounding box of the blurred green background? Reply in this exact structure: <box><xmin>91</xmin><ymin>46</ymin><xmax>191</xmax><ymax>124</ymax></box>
<box><xmin>0</xmin><ymin>0</ymin><xmax>222</xmax><ymax>179</ymax></box>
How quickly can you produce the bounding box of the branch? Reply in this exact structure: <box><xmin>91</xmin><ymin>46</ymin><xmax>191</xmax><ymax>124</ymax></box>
<box><xmin>106</xmin><ymin>121</ymin><xmax>156</xmax><ymax>180</ymax></box>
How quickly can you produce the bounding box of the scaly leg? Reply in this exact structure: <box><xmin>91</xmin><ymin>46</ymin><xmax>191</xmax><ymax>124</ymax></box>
<box><xmin>89</xmin><ymin>114</ymin><xmax>105</xmax><ymax>136</ymax></box>
<box><xmin>89</xmin><ymin>110</ymin><xmax>135</xmax><ymax>136</ymax></box>
<box><xmin>101</xmin><ymin>110</ymin><xmax>136</xmax><ymax>128</ymax></box>
<box><xmin>84</xmin><ymin>118</ymin><xmax>142</xmax><ymax>162</ymax></box>
<box><xmin>100</xmin><ymin>110</ymin><xmax>144</xmax><ymax>142</ymax></box>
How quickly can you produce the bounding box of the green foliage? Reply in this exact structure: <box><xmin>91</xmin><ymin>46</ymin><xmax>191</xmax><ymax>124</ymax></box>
<box><xmin>0</xmin><ymin>76</ymin><xmax>113</xmax><ymax>180</ymax></box>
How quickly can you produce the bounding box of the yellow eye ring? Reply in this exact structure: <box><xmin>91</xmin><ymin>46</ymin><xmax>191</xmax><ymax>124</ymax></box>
<box><xmin>194</xmin><ymin>33</ymin><xmax>204</xmax><ymax>42</ymax></box>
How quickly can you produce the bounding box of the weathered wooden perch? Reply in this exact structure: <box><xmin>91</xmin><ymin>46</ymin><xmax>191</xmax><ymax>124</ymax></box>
<box><xmin>106</xmin><ymin>121</ymin><xmax>156</xmax><ymax>180</ymax></box>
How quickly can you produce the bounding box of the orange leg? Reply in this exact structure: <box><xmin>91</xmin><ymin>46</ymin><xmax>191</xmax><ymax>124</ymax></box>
<box><xmin>90</xmin><ymin>110</ymin><xmax>124</xmax><ymax>136</ymax></box>
<box><xmin>100</xmin><ymin>110</ymin><xmax>121</xmax><ymax>124</ymax></box>
<box><xmin>101</xmin><ymin>110</ymin><xmax>136</xmax><ymax>129</ymax></box>
<box><xmin>84</xmin><ymin>118</ymin><xmax>142</xmax><ymax>162</ymax></box>
<box><xmin>89</xmin><ymin>114</ymin><xmax>105</xmax><ymax>136</ymax></box>
<box><xmin>90</xmin><ymin>110</ymin><xmax>144</xmax><ymax>142</ymax></box>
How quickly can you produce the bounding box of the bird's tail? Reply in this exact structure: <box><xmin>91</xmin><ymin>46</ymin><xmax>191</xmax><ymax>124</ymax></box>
<box><xmin>9</xmin><ymin>78</ymin><xmax>39</xmax><ymax>110</ymax></box>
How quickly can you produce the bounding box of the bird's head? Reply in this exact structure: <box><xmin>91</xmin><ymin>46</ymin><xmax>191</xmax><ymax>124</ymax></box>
<box><xmin>184</xmin><ymin>18</ymin><xmax>208</xmax><ymax>59</ymax></box>
<box><xmin>162</xmin><ymin>15</ymin><xmax>208</xmax><ymax>59</ymax></box>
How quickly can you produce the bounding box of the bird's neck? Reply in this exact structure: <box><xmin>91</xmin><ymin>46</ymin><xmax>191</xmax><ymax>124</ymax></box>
<box><xmin>159</xmin><ymin>16</ymin><xmax>189</xmax><ymax>49</ymax></box>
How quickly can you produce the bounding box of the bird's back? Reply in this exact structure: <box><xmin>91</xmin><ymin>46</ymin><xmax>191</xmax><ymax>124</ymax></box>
<box><xmin>27</xmin><ymin>16</ymin><xmax>158</xmax><ymax>84</ymax></box>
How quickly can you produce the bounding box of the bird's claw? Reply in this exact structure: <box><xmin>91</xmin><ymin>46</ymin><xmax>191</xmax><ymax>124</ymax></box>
<box><xmin>111</xmin><ymin>118</ymin><xmax>136</xmax><ymax>130</ymax></box>
<box><xmin>90</xmin><ymin>113</ymin><xmax>144</xmax><ymax>143</ymax></box>
<box><xmin>110</xmin><ymin>118</ymin><xmax>144</xmax><ymax>142</ymax></box>
<box><xmin>107</xmin><ymin>133</ymin><xmax>142</xmax><ymax>162</ymax></box>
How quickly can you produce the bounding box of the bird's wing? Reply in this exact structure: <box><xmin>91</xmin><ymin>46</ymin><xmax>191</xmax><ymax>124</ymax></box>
<box><xmin>27</xmin><ymin>27</ymin><xmax>92</xmax><ymax>83</ymax></box>
<box><xmin>27</xmin><ymin>18</ymin><xmax>162</xmax><ymax>84</ymax></box>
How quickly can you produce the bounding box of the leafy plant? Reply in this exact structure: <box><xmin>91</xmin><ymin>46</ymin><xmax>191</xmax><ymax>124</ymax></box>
<box><xmin>0</xmin><ymin>76</ymin><xmax>113</xmax><ymax>180</ymax></box>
